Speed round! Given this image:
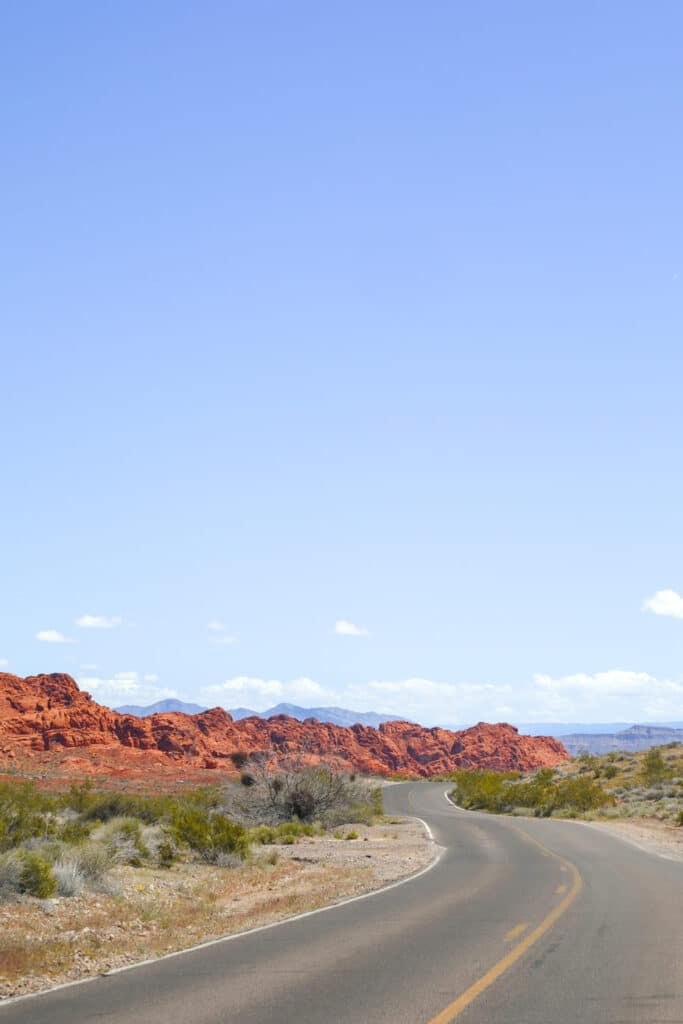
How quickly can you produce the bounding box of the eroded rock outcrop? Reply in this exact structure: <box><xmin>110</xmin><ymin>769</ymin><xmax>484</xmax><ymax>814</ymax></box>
<box><xmin>0</xmin><ymin>673</ymin><xmax>567</xmax><ymax>778</ymax></box>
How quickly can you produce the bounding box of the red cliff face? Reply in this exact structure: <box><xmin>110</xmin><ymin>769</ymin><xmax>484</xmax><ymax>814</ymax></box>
<box><xmin>0</xmin><ymin>673</ymin><xmax>567</xmax><ymax>779</ymax></box>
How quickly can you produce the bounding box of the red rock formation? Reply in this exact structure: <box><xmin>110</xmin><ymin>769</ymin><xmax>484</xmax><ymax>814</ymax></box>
<box><xmin>0</xmin><ymin>673</ymin><xmax>567</xmax><ymax>778</ymax></box>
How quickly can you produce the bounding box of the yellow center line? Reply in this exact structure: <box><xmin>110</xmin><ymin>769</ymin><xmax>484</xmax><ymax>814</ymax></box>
<box><xmin>427</xmin><ymin>826</ymin><xmax>583</xmax><ymax>1024</ymax></box>
<box><xmin>504</xmin><ymin>923</ymin><xmax>528</xmax><ymax>942</ymax></box>
<box><xmin>555</xmin><ymin>884</ymin><xmax>567</xmax><ymax>894</ymax></box>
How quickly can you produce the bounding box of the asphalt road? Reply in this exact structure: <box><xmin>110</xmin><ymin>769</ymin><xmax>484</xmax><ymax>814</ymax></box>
<box><xmin>2</xmin><ymin>782</ymin><xmax>682</xmax><ymax>1023</ymax></box>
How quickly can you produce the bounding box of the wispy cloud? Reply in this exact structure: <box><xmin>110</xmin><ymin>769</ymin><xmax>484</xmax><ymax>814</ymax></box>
<box><xmin>207</xmin><ymin>620</ymin><xmax>238</xmax><ymax>644</ymax></box>
<box><xmin>528</xmin><ymin>669</ymin><xmax>683</xmax><ymax>722</ymax></box>
<box><xmin>642</xmin><ymin>589</ymin><xmax>683</xmax><ymax>620</ymax></box>
<box><xmin>207</xmin><ymin>621</ymin><xmax>238</xmax><ymax>644</ymax></box>
<box><xmin>36</xmin><ymin>629</ymin><xmax>75</xmax><ymax>644</ymax></box>
<box><xmin>202</xmin><ymin>676</ymin><xmax>327</xmax><ymax>708</ymax></box>
<box><xmin>77</xmin><ymin>671</ymin><xmax>179</xmax><ymax>706</ymax></box>
<box><xmin>76</xmin><ymin>614</ymin><xmax>123</xmax><ymax>629</ymax></box>
<box><xmin>335</xmin><ymin>619</ymin><xmax>369</xmax><ymax>637</ymax></box>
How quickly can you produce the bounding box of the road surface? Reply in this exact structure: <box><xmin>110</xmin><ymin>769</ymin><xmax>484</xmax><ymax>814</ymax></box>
<box><xmin>2</xmin><ymin>782</ymin><xmax>682</xmax><ymax>1022</ymax></box>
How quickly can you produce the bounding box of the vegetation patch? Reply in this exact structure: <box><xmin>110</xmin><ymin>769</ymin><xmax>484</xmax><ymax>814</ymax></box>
<box><xmin>450</xmin><ymin>743</ymin><xmax>683</xmax><ymax>824</ymax></box>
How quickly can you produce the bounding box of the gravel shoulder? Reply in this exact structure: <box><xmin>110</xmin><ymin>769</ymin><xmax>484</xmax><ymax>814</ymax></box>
<box><xmin>0</xmin><ymin>817</ymin><xmax>436</xmax><ymax>1001</ymax></box>
<box><xmin>581</xmin><ymin>816</ymin><xmax>683</xmax><ymax>861</ymax></box>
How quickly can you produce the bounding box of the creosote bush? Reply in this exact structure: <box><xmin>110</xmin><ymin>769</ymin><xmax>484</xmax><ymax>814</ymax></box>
<box><xmin>171</xmin><ymin>807</ymin><xmax>248</xmax><ymax>863</ymax></box>
<box><xmin>452</xmin><ymin>768</ymin><xmax>612</xmax><ymax>816</ymax></box>
<box><xmin>18</xmin><ymin>851</ymin><xmax>57</xmax><ymax>898</ymax></box>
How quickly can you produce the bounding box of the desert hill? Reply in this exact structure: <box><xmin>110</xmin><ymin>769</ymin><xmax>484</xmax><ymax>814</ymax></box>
<box><xmin>0</xmin><ymin>672</ymin><xmax>567</xmax><ymax>779</ymax></box>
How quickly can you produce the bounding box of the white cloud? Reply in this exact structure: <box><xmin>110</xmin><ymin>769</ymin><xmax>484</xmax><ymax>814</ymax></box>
<box><xmin>76</xmin><ymin>614</ymin><xmax>123</xmax><ymax>629</ymax></box>
<box><xmin>144</xmin><ymin>674</ymin><xmax>159</xmax><ymax>682</ymax></box>
<box><xmin>200</xmin><ymin>674</ymin><xmax>510</xmax><ymax>723</ymax></box>
<box><xmin>528</xmin><ymin>669</ymin><xmax>683</xmax><ymax>722</ymax></box>
<box><xmin>207</xmin><ymin>620</ymin><xmax>238</xmax><ymax>643</ymax></box>
<box><xmin>36</xmin><ymin>629</ymin><xmax>75</xmax><ymax>644</ymax></box>
<box><xmin>77</xmin><ymin>670</ymin><xmax>180</xmax><ymax>707</ymax></box>
<box><xmin>533</xmin><ymin>669</ymin><xmax>683</xmax><ymax>697</ymax></box>
<box><xmin>201</xmin><ymin>667</ymin><xmax>683</xmax><ymax>726</ymax></box>
<box><xmin>642</xmin><ymin>589</ymin><xmax>683</xmax><ymax>620</ymax></box>
<box><xmin>202</xmin><ymin>676</ymin><xmax>328</xmax><ymax>710</ymax></box>
<box><xmin>335</xmin><ymin>619</ymin><xmax>369</xmax><ymax>637</ymax></box>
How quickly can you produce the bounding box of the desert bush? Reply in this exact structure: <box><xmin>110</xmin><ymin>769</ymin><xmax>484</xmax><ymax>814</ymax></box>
<box><xmin>70</xmin><ymin>841</ymin><xmax>113</xmax><ymax>883</ymax></box>
<box><xmin>249</xmin><ymin>824</ymin><xmax>277</xmax><ymax>845</ymax></box>
<box><xmin>452</xmin><ymin>768</ymin><xmax>611</xmax><ymax>816</ymax></box>
<box><xmin>53</xmin><ymin>856</ymin><xmax>85</xmax><ymax>896</ymax></box>
<box><xmin>642</xmin><ymin>748</ymin><xmax>670</xmax><ymax>784</ymax></box>
<box><xmin>17</xmin><ymin>851</ymin><xmax>57</xmax><ymax>898</ymax></box>
<box><xmin>157</xmin><ymin>839</ymin><xmax>177</xmax><ymax>868</ymax></box>
<box><xmin>57</xmin><ymin>819</ymin><xmax>93</xmax><ymax>844</ymax></box>
<box><xmin>172</xmin><ymin>807</ymin><xmax>248</xmax><ymax>863</ymax></box>
<box><xmin>98</xmin><ymin>817</ymin><xmax>150</xmax><ymax>866</ymax></box>
<box><xmin>0</xmin><ymin>781</ymin><xmax>56</xmax><ymax>852</ymax></box>
<box><xmin>232</xmin><ymin>760</ymin><xmax>381</xmax><ymax>828</ymax></box>
<box><xmin>0</xmin><ymin>850</ymin><xmax>24</xmax><ymax>898</ymax></box>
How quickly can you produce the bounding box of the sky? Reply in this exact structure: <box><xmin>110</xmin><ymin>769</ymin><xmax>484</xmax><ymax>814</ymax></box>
<box><xmin>2</xmin><ymin>2</ymin><xmax>683</xmax><ymax>727</ymax></box>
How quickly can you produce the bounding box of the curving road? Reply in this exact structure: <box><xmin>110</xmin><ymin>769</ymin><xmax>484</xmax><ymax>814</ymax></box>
<box><xmin>2</xmin><ymin>782</ymin><xmax>682</xmax><ymax>1023</ymax></box>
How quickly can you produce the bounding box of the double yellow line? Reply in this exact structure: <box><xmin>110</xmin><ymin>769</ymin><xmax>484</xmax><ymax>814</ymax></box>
<box><xmin>427</xmin><ymin>818</ymin><xmax>583</xmax><ymax>1023</ymax></box>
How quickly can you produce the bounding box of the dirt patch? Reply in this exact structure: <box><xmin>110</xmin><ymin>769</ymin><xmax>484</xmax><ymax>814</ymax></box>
<box><xmin>582</xmin><ymin>817</ymin><xmax>683</xmax><ymax>862</ymax></box>
<box><xmin>0</xmin><ymin>818</ymin><xmax>436</xmax><ymax>1001</ymax></box>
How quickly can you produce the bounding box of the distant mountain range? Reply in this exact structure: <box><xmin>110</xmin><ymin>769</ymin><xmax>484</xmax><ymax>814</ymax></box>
<box><xmin>114</xmin><ymin>699</ymin><xmax>395</xmax><ymax>728</ymax></box>
<box><xmin>228</xmin><ymin>702</ymin><xmax>396</xmax><ymax>727</ymax></box>
<box><xmin>115</xmin><ymin>698</ymin><xmax>208</xmax><ymax>716</ymax></box>
<box><xmin>515</xmin><ymin>722</ymin><xmax>683</xmax><ymax>736</ymax></box>
<box><xmin>555</xmin><ymin>724</ymin><xmax>683</xmax><ymax>756</ymax></box>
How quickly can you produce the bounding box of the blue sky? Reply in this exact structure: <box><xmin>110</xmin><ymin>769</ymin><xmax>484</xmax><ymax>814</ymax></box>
<box><xmin>2</xmin><ymin>2</ymin><xmax>683</xmax><ymax>726</ymax></box>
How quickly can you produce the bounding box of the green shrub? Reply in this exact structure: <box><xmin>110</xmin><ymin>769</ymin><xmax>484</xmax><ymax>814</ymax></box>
<box><xmin>19</xmin><ymin>851</ymin><xmax>57</xmax><ymax>898</ymax></box>
<box><xmin>157</xmin><ymin>839</ymin><xmax>177</xmax><ymax>868</ymax></box>
<box><xmin>249</xmin><ymin>825</ymin><xmax>277</xmax><ymax>845</ymax></box>
<box><xmin>452</xmin><ymin>768</ymin><xmax>611</xmax><ymax>817</ymax></box>
<box><xmin>57</xmin><ymin>819</ymin><xmax>93</xmax><ymax>844</ymax></box>
<box><xmin>0</xmin><ymin>781</ymin><xmax>56</xmax><ymax>852</ymax></box>
<box><xmin>172</xmin><ymin>808</ymin><xmax>248</xmax><ymax>863</ymax></box>
<box><xmin>642</xmin><ymin>748</ymin><xmax>670</xmax><ymax>784</ymax></box>
<box><xmin>344</xmin><ymin>830</ymin><xmax>359</xmax><ymax>840</ymax></box>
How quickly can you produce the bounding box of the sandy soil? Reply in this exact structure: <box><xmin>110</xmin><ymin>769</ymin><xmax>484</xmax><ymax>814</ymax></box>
<box><xmin>583</xmin><ymin>817</ymin><xmax>683</xmax><ymax>862</ymax></box>
<box><xmin>0</xmin><ymin>817</ymin><xmax>436</xmax><ymax>1001</ymax></box>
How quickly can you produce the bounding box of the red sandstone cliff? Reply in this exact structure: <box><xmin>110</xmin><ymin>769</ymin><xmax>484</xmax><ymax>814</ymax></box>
<box><xmin>0</xmin><ymin>673</ymin><xmax>567</xmax><ymax>778</ymax></box>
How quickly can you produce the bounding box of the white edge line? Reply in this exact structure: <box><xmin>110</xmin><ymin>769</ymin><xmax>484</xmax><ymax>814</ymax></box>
<box><xmin>0</xmin><ymin>815</ymin><xmax>444</xmax><ymax>1010</ymax></box>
